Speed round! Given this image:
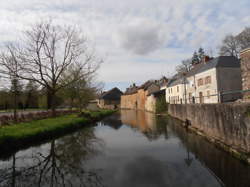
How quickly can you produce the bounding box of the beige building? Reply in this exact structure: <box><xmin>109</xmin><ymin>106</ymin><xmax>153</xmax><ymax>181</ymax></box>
<box><xmin>166</xmin><ymin>56</ymin><xmax>242</xmax><ymax>104</ymax></box>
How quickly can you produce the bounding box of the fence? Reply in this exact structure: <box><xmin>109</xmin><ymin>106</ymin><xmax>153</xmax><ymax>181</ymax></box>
<box><xmin>170</xmin><ymin>89</ymin><xmax>250</xmax><ymax>104</ymax></box>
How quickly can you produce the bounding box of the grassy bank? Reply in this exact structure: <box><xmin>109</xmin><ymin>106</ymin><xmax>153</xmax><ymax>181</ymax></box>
<box><xmin>0</xmin><ymin>110</ymin><xmax>115</xmax><ymax>155</ymax></box>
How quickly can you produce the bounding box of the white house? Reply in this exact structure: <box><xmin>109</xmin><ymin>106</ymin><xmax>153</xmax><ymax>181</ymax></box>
<box><xmin>166</xmin><ymin>56</ymin><xmax>242</xmax><ymax>104</ymax></box>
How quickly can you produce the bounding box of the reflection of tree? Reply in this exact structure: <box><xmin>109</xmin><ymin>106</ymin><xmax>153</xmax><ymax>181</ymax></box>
<box><xmin>100</xmin><ymin>113</ymin><xmax>123</xmax><ymax>130</ymax></box>
<box><xmin>0</xmin><ymin>127</ymin><xmax>104</xmax><ymax>187</ymax></box>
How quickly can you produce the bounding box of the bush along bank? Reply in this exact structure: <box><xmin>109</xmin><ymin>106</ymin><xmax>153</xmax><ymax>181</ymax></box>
<box><xmin>0</xmin><ymin>110</ymin><xmax>78</xmax><ymax>126</ymax></box>
<box><xmin>0</xmin><ymin>110</ymin><xmax>115</xmax><ymax>155</ymax></box>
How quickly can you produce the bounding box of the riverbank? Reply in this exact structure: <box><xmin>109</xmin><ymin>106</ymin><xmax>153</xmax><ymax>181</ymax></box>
<box><xmin>0</xmin><ymin>110</ymin><xmax>115</xmax><ymax>156</ymax></box>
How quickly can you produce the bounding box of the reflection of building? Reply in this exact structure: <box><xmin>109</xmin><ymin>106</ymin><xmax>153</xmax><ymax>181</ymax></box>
<box><xmin>98</xmin><ymin>87</ymin><xmax>123</xmax><ymax>109</ymax></box>
<box><xmin>120</xmin><ymin>110</ymin><xmax>167</xmax><ymax>140</ymax></box>
<box><xmin>120</xmin><ymin>110</ymin><xmax>156</xmax><ymax>132</ymax></box>
<box><xmin>166</xmin><ymin>56</ymin><xmax>242</xmax><ymax>104</ymax></box>
<box><xmin>240</xmin><ymin>48</ymin><xmax>250</xmax><ymax>100</ymax></box>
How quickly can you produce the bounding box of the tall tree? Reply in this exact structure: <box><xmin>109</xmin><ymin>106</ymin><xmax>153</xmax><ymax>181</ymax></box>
<box><xmin>191</xmin><ymin>51</ymin><xmax>199</xmax><ymax>65</ymax></box>
<box><xmin>198</xmin><ymin>47</ymin><xmax>205</xmax><ymax>62</ymax></box>
<box><xmin>0</xmin><ymin>20</ymin><xmax>101</xmax><ymax>116</ymax></box>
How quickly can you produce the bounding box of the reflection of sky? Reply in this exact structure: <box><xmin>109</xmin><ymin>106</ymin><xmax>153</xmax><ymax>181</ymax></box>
<box><xmin>88</xmin><ymin>124</ymin><xmax>221</xmax><ymax>187</ymax></box>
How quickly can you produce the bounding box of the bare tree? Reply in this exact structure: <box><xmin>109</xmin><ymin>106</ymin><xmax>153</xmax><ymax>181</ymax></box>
<box><xmin>0</xmin><ymin>50</ymin><xmax>22</xmax><ymax>121</ymax></box>
<box><xmin>219</xmin><ymin>34</ymin><xmax>240</xmax><ymax>58</ymax></box>
<box><xmin>176</xmin><ymin>58</ymin><xmax>192</xmax><ymax>74</ymax></box>
<box><xmin>0</xmin><ymin>20</ymin><xmax>101</xmax><ymax>116</ymax></box>
<box><xmin>236</xmin><ymin>27</ymin><xmax>250</xmax><ymax>50</ymax></box>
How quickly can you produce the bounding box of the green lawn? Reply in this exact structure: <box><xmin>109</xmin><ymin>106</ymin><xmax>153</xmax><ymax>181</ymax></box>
<box><xmin>0</xmin><ymin>110</ymin><xmax>115</xmax><ymax>153</ymax></box>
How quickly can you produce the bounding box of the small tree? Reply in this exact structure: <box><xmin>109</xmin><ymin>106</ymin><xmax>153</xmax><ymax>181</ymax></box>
<box><xmin>236</xmin><ymin>27</ymin><xmax>250</xmax><ymax>50</ymax></box>
<box><xmin>24</xmin><ymin>80</ymin><xmax>39</xmax><ymax>109</ymax></box>
<box><xmin>0</xmin><ymin>51</ymin><xmax>22</xmax><ymax>121</ymax></box>
<box><xmin>176</xmin><ymin>58</ymin><xmax>192</xmax><ymax>74</ymax></box>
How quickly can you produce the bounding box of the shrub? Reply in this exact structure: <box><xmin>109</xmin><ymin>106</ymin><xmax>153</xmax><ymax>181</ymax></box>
<box><xmin>0</xmin><ymin>110</ymin><xmax>78</xmax><ymax>126</ymax></box>
<box><xmin>155</xmin><ymin>96</ymin><xmax>168</xmax><ymax>114</ymax></box>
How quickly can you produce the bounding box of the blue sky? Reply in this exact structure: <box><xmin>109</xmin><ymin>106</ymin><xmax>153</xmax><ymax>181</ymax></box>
<box><xmin>0</xmin><ymin>0</ymin><xmax>250</xmax><ymax>91</ymax></box>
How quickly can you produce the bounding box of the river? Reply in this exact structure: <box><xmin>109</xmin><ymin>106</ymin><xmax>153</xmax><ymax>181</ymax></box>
<box><xmin>0</xmin><ymin>110</ymin><xmax>249</xmax><ymax>187</ymax></box>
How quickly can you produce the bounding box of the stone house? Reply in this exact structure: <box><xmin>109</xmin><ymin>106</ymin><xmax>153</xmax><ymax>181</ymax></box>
<box><xmin>240</xmin><ymin>48</ymin><xmax>250</xmax><ymax>100</ymax></box>
<box><xmin>121</xmin><ymin>80</ymin><xmax>160</xmax><ymax>110</ymax></box>
<box><xmin>166</xmin><ymin>56</ymin><xmax>242</xmax><ymax>104</ymax></box>
<box><xmin>145</xmin><ymin>89</ymin><xmax>166</xmax><ymax>113</ymax></box>
<box><xmin>98</xmin><ymin>87</ymin><xmax>123</xmax><ymax>109</ymax></box>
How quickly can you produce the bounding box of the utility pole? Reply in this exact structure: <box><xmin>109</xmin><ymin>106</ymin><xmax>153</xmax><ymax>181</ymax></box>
<box><xmin>183</xmin><ymin>72</ymin><xmax>187</xmax><ymax>104</ymax></box>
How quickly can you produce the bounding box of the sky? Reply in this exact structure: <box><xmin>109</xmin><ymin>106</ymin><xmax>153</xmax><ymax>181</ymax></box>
<box><xmin>0</xmin><ymin>0</ymin><xmax>250</xmax><ymax>91</ymax></box>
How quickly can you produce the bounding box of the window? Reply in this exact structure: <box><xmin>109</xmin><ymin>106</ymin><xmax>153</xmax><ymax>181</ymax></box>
<box><xmin>169</xmin><ymin>89</ymin><xmax>170</xmax><ymax>94</ymax></box>
<box><xmin>205</xmin><ymin>76</ymin><xmax>211</xmax><ymax>84</ymax></box>
<box><xmin>198</xmin><ymin>78</ymin><xmax>203</xmax><ymax>86</ymax></box>
<box><xmin>207</xmin><ymin>90</ymin><xmax>210</xmax><ymax>99</ymax></box>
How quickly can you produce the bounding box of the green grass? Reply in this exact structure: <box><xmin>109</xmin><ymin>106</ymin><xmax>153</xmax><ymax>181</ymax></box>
<box><xmin>0</xmin><ymin>110</ymin><xmax>115</xmax><ymax>155</ymax></box>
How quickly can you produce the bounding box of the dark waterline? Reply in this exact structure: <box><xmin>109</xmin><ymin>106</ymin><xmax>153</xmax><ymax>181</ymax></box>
<box><xmin>0</xmin><ymin>110</ymin><xmax>250</xmax><ymax>187</ymax></box>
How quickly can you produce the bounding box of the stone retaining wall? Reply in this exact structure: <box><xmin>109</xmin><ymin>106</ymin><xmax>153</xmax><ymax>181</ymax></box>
<box><xmin>168</xmin><ymin>103</ymin><xmax>250</xmax><ymax>161</ymax></box>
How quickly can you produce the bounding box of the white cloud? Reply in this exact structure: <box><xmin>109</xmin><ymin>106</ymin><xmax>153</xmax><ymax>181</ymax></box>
<box><xmin>116</xmin><ymin>18</ymin><xmax>170</xmax><ymax>55</ymax></box>
<box><xmin>0</xmin><ymin>0</ymin><xmax>250</xmax><ymax>89</ymax></box>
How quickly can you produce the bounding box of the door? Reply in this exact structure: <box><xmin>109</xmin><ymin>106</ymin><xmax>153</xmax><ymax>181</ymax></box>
<box><xmin>199</xmin><ymin>92</ymin><xmax>203</xmax><ymax>103</ymax></box>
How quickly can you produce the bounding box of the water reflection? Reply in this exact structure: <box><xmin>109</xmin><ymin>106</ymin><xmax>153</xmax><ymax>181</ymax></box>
<box><xmin>121</xmin><ymin>110</ymin><xmax>169</xmax><ymax>140</ymax></box>
<box><xmin>0</xmin><ymin>128</ymin><xmax>104</xmax><ymax>187</ymax></box>
<box><xmin>0</xmin><ymin>111</ymin><xmax>250</xmax><ymax>187</ymax></box>
<box><xmin>167</xmin><ymin>117</ymin><xmax>250</xmax><ymax>187</ymax></box>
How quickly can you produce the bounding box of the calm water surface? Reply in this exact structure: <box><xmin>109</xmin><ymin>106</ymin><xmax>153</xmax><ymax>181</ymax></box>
<box><xmin>0</xmin><ymin>110</ymin><xmax>250</xmax><ymax>187</ymax></box>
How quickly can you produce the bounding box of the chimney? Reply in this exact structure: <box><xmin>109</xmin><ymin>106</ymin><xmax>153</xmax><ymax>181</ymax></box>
<box><xmin>202</xmin><ymin>56</ymin><xmax>210</xmax><ymax>64</ymax></box>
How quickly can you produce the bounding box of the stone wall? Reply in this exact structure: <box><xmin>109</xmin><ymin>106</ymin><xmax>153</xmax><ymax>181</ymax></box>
<box><xmin>240</xmin><ymin>48</ymin><xmax>250</xmax><ymax>100</ymax></box>
<box><xmin>120</xmin><ymin>93</ymin><xmax>137</xmax><ymax>109</ymax></box>
<box><xmin>168</xmin><ymin>103</ymin><xmax>250</xmax><ymax>158</ymax></box>
<box><xmin>145</xmin><ymin>95</ymin><xmax>156</xmax><ymax>113</ymax></box>
<box><xmin>120</xmin><ymin>89</ymin><xmax>148</xmax><ymax>110</ymax></box>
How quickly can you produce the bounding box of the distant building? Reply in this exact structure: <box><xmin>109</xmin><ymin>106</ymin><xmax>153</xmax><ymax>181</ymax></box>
<box><xmin>240</xmin><ymin>48</ymin><xmax>250</xmax><ymax>100</ymax></box>
<box><xmin>98</xmin><ymin>87</ymin><xmax>123</xmax><ymax>109</ymax></box>
<box><xmin>121</xmin><ymin>77</ymin><xmax>168</xmax><ymax>112</ymax></box>
<box><xmin>166</xmin><ymin>56</ymin><xmax>242</xmax><ymax>104</ymax></box>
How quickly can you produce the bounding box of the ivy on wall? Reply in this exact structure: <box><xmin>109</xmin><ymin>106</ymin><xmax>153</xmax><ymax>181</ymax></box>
<box><xmin>155</xmin><ymin>96</ymin><xmax>168</xmax><ymax>114</ymax></box>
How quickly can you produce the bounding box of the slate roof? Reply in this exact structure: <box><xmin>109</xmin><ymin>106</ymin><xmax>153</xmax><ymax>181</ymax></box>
<box><xmin>139</xmin><ymin>80</ymin><xmax>155</xmax><ymax>90</ymax></box>
<box><xmin>167</xmin><ymin>56</ymin><xmax>240</xmax><ymax>87</ymax></box>
<box><xmin>99</xmin><ymin>87</ymin><xmax>123</xmax><ymax>100</ymax></box>
<box><xmin>193</xmin><ymin>56</ymin><xmax>240</xmax><ymax>75</ymax></box>
<box><xmin>124</xmin><ymin>86</ymin><xmax>138</xmax><ymax>95</ymax></box>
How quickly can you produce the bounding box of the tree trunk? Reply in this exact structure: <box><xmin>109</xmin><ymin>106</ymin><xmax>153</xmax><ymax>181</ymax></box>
<box><xmin>51</xmin><ymin>90</ymin><xmax>57</xmax><ymax>117</ymax></box>
<box><xmin>13</xmin><ymin>86</ymin><xmax>18</xmax><ymax>122</ymax></box>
